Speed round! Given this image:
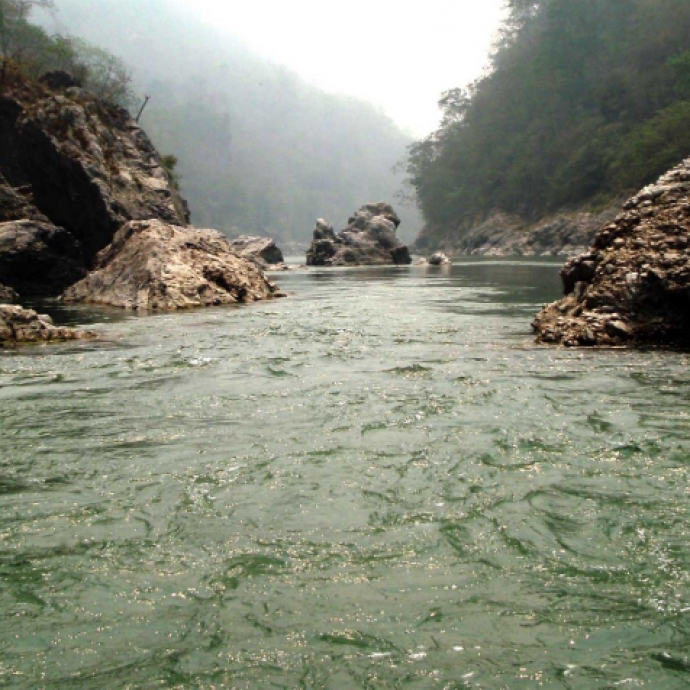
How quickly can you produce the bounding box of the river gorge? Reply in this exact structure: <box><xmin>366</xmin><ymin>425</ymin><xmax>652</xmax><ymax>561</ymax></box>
<box><xmin>2</xmin><ymin>259</ymin><xmax>690</xmax><ymax>688</ymax></box>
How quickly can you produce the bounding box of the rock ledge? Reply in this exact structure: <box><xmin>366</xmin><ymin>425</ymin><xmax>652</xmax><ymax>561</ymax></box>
<box><xmin>533</xmin><ymin>157</ymin><xmax>690</xmax><ymax>347</ymax></box>
<box><xmin>0</xmin><ymin>304</ymin><xmax>95</xmax><ymax>345</ymax></box>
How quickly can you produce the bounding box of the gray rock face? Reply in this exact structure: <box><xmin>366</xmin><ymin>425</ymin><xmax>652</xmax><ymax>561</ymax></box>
<box><xmin>0</xmin><ymin>75</ymin><xmax>189</xmax><ymax>266</ymax></box>
<box><xmin>306</xmin><ymin>202</ymin><xmax>411</xmax><ymax>266</ymax></box>
<box><xmin>415</xmin><ymin>208</ymin><xmax>620</xmax><ymax>258</ymax></box>
<box><xmin>227</xmin><ymin>235</ymin><xmax>285</xmax><ymax>269</ymax></box>
<box><xmin>0</xmin><ymin>220</ymin><xmax>86</xmax><ymax>295</ymax></box>
<box><xmin>0</xmin><ymin>75</ymin><xmax>281</xmax><ymax>314</ymax></box>
<box><xmin>62</xmin><ymin>220</ymin><xmax>283</xmax><ymax>311</ymax></box>
<box><xmin>0</xmin><ymin>304</ymin><xmax>95</xmax><ymax>345</ymax></box>
<box><xmin>533</xmin><ymin>157</ymin><xmax>690</xmax><ymax>347</ymax></box>
<box><xmin>0</xmin><ymin>283</ymin><xmax>18</xmax><ymax>303</ymax></box>
<box><xmin>0</xmin><ymin>172</ymin><xmax>50</xmax><ymax>223</ymax></box>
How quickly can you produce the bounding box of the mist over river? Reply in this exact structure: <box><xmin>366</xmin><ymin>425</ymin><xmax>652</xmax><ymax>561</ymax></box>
<box><xmin>2</xmin><ymin>259</ymin><xmax>690</xmax><ymax>689</ymax></box>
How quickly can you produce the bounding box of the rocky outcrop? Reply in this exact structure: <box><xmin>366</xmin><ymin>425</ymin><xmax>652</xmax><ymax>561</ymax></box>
<box><xmin>227</xmin><ymin>235</ymin><xmax>286</xmax><ymax>270</ymax></box>
<box><xmin>62</xmin><ymin>220</ymin><xmax>283</xmax><ymax>310</ymax></box>
<box><xmin>428</xmin><ymin>252</ymin><xmax>452</xmax><ymax>266</ymax></box>
<box><xmin>0</xmin><ymin>304</ymin><xmax>95</xmax><ymax>346</ymax></box>
<box><xmin>0</xmin><ymin>72</ymin><xmax>280</xmax><ymax>316</ymax></box>
<box><xmin>0</xmin><ymin>284</ymin><xmax>18</xmax><ymax>303</ymax></box>
<box><xmin>306</xmin><ymin>202</ymin><xmax>411</xmax><ymax>266</ymax></box>
<box><xmin>0</xmin><ymin>72</ymin><xmax>188</xmax><ymax>270</ymax></box>
<box><xmin>0</xmin><ymin>172</ymin><xmax>50</xmax><ymax>223</ymax></box>
<box><xmin>415</xmin><ymin>207</ymin><xmax>620</xmax><ymax>258</ymax></box>
<box><xmin>0</xmin><ymin>220</ymin><xmax>86</xmax><ymax>295</ymax></box>
<box><xmin>533</xmin><ymin>158</ymin><xmax>690</xmax><ymax>347</ymax></box>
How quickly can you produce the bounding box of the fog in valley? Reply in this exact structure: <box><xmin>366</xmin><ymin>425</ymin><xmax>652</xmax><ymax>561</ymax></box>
<box><xmin>35</xmin><ymin>0</ymin><xmax>502</xmax><ymax>245</ymax></box>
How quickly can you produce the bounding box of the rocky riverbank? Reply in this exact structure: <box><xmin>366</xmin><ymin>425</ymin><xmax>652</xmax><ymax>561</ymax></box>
<box><xmin>533</xmin><ymin>157</ymin><xmax>690</xmax><ymax>347</ymax></box>
<box><xmin>306</xmin><ymin>203</ymin><xmax>412</xmax><ymax>266</ymax></box>
<box><xmin>0</xmin><ymin>304</ymin><xmax>95</xmax><ymax>346</ymax></box>
<box><xmin>415</xmin><ymin>207</ymin><xmax>620</xmax><ymax>258</ymax></box>
<box><xmin>0</xmin><ymin>70</ymin><xmax>283</xmax><ymax>341</ymax></box>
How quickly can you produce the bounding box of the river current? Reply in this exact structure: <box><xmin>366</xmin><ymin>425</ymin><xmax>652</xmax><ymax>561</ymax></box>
<box><xmin>1</xmin><ymin>259</ymin><xmax>690</xmax><ymax>689</ymax></box>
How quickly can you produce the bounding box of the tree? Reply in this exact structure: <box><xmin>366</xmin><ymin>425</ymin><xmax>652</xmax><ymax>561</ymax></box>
<box><xmin>406</xmin><ymin>0</ymin><xmax>690</xmax><ymax>243</ymax></box>
<box><xmin>0</xmin><ymin>0</ymin><xmax>54</xmax><ymax>73</ymax></box>
<box><xmin>63</xmin><ymin>38</ymin><xmax>134</xmax><ymax>107</ymax></box>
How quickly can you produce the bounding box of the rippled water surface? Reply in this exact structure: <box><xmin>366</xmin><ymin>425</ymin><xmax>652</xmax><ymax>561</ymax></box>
<box><xmin>2</xmin><ymin>259</ymin><xmax>690</xmax><ymax>689</ymax></box>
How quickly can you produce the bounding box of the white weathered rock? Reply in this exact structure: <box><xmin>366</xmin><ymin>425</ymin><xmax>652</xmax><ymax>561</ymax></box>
<box><xmin>227</xmin><ymin>235</ymin><xmax>285</xmax><ymax>270</ymax></box>
<box><xmin>62</xmin><ymin>220</ymin><xmax>284</xmax><ymax>311</ymax></box>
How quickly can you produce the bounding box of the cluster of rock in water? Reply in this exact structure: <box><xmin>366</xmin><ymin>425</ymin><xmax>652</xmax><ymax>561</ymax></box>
<box><xmin>3</xmin><ymin>70</ymin><xmax>690</xmax><ymax>351</ymax></box>
<box><xmin>306</xmin><ymin>203</ymin><xmax>411</xmax><ymax>266</ymax></box>
<box><xmin>532</xmin><ymin>157</ymin><xmax>690</xmax><ymax>347</ymax></box>
<box><xmin>0</xmin><ymin>71</ymin><xmax>422</xmax><ymax>346</ymax></box>
<box><xmin>0</xmin><ymin>71</ymin><xmax>286</xmax><ymax>345</ymax></box>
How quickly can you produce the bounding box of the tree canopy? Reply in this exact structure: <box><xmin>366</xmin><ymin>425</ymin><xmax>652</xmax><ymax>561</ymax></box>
<box><xmin>0</xmin><ymin>0</ymin><xmax>133</xmax><ymax>105</ymax></box>
<box><xmin>407</xmin><ymin>0</ymin><xmax>690</xmax><ymax>239</ymax></box>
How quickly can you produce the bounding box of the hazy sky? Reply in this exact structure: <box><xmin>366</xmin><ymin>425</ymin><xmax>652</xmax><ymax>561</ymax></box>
<box><xmin>177</xmin><ymin>0</ymin><xmax>506</xmax><ymax>137</ymax></box>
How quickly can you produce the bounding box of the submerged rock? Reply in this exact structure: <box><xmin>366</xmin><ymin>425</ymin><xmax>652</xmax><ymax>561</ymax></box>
<box><xmin>0</xmin><ymin>304</ymin><xmax>95</xmax><ymax>345</ymax></box>
<box><xmin>0</xmin><ymin>220</ymin><xmax>86</xmax><ymax>295</ymax></box>
<box><xmin>533</xmin><ymin>157</ymin><xmax>690</xmax><ymax>347</ymax></box>
<box><xmin>306</xmin><ymin>202</ymin><xmax>412</xmax><ymax>267</ymax></box>
<box><xmin>428</xmin><ymin>252</ymin><xmax>452</xmax><ymax>266</ymax></box>
<box><xmin>62</xmin><ymin>220</ymin><xmax>283</xmax><ymax>310</ymax></box>
<box><xmin>227</xmin><ymin>235</ymin><xmax>285</xmax><ymax>270</ymax></box>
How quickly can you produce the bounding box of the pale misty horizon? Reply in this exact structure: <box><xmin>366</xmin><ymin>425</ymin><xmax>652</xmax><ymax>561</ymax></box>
<box><xmin>177</xmin><ymin>0</ymin><xmax>506</xmax><ymax>137</ymax></box>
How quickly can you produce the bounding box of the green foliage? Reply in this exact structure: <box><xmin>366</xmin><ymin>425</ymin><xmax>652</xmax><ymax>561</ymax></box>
<box><xmin>63</xmin><ymin>38</ymin><xmax>134</xmax><ymax>107</ymax></box>
<box><xmin>1</xmin><ymin>0</ymin><xmax>56</xmax><ymax>75</ymax></box>
<box><xmin>0</xmin><ymin>0</ymin><xmax>133</xmax><ymax>107</ymax></box>
<box><xmin>160</xmin><ymin>154</ymin><xmax>179</xmax><ymax>189</ymax></box>
<box><xmin>407</xmin><ymin>0</ymin><xmax>690</xmax><ymax>237</ymax></box>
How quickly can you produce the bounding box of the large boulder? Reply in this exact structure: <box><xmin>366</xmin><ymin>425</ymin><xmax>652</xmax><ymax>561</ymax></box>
<box><xmin>62</xmin><ymin>220</ymin><xmax>283</xmax><ymax>310</ymax></box>
<box><xmin>306</xmin><ymin>202</ymin><xmax>411</xmax><ymax>266</ymax></box>
<box><xmin>0</xmin><ymin>220</ymin><xmax>86</xmax><ymax>295</ymax></box>
<box><xmin>0</xmin><ymin>304</ymin><xmax>95</xmax><ymax>346</ymax></box>
<box><xmin>0</xmin><ymin>74</ymin><xmax>189</xmax><ymax>265</ymax></box>
<box><xmin>533</xmin><ymin>157</ymin><xmax>690</xmax><ymax>347</ymax></box>
<box><xmin>227</xmin><ymin>235</ymin><xmax>285</xmax><ymax>270</ymax></box>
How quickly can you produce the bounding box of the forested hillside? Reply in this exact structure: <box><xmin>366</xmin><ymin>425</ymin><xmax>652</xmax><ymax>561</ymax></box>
<box><xmin>37</xmin><ymin>0</ymin><xmax>420</xmax><ymax>243</ymax></box>
<box><xmin>408</xmin><ymin>0</ymin><xmax>690</xmax><ymax>244</ymax></box>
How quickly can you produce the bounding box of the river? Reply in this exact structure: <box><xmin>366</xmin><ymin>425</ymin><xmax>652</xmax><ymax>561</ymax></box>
<box><xmin>1</xmin><ymin>259</ymin><xmax>690</xmax><ymax>689</ymax></box>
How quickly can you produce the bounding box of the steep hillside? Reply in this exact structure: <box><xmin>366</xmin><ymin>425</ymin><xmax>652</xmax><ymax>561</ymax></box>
<box><xmin>408</xmin><ymin>0</ymin><xmax>690</xmax><ymax>252</ymax></box>
<box><xmin>38</xmin><ymin>0</ymin><xmax>421</xmax><ymax>243</ymax></box>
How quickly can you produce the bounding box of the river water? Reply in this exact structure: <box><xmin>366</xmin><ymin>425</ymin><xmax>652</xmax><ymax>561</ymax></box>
<box><xmin>1</xmin><ymin>259</ymin><xmax>690</xmax><ymax>689</ymax></box>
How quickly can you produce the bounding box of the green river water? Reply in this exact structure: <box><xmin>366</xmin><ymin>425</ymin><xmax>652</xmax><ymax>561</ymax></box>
<box><xmin>1</xmin><ymin>259</ymin><xmax>690</xmax><ymax>689</ymax></box>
